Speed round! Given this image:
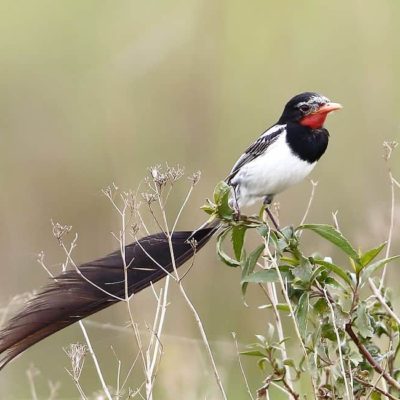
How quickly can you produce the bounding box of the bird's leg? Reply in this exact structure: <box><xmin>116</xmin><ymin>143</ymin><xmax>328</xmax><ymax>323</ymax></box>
<box><xmin>263</xmin><ymin>195</ymin><xmax>280</xmax><ymax>231</ymax></box>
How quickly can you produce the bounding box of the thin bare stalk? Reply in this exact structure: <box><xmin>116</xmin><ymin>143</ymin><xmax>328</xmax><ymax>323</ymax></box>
<box><xmin>153</xmin><ymin>175</ymin><xmax>227</xmax><ymax>400</ymax></box>
<box><xmin>323</xmin><ymin>289</ymin><xmax>352</xmax><ymax>400</ymax></box>
<box><xmin>47</xmin><ymin>381</ymin><xmax>61</xmax><ymax>400</ymax></box>
<box><xmin>177</xmin><ymin>280</ymin><xmax>228</xmax><ymax>400</ymax></box>
<box><xmin>39</xmin><ymin>236</ymin><xmax>112</xmax><ymax>400</ymax></box>
<box><xmin>171</xmin><ymin>184</ymin><xmax>195</xmax><ymax>233</ymax></box>
<box><xmin>79</xmin><ymin>321</ymin><xmax>112</xmax><ymax>400</ymax></box>
<box><xmin>111</xmin><ymin>346</ymin><xmax>122</xmax><ymax>398</ymax></box>
<box><xmin>232</xmin><ymin>332</ymin><xmax>255</xmax><ymax>400</ymax></box>
<box><xmin>380</xmin><ymin>140</ymin><xmax>399</xmax><ymax>287</ymax></box>
<box><xmin>368</xmin><ymin>278</ymin><xmax>400</xmax><ymax>326</ymax></box>
<box><xmin>262</xmin><ymin>221</ymin><xmax>316</xmax><ymax>396</ymax></box>
<box><xmin>26</xmin><ymin>365</ymin><xmax>39</xmax><ymax>400</ymax></box>
<box><xmin>145</xmin><ymin>279</ymin><xmax>170</xmax><ymax>399</ymax></box>
<box><xmin>380</xmin><ymin>171</ymin><xmax>397</xmax><ymax>288</ymax></box>
<box><xmin>299</xmin><ymin>179</ymin><xmax>318</xmax><ymax>226</ymax></box>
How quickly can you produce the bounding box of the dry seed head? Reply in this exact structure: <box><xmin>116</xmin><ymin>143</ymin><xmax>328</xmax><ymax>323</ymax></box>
<box><xmin>167</xmin><ymin>164</ymin><xmax>185</xmax><ymax>182</ymax></box>
<box><xmin>383</xmin><ymin>140</ymin><xmax>398</xmax><ymax>161</ymax></box>
<box><xmin>51</xmin><ymin>220</ymin><xmax>72</xmax><ymax>244</ymax></box>
<box><xmin>130</xmin><ymin>223</ymin><xmax>140</xmax><ymax>237</ymax></box>
<box><xmin>102</xmin><ymin>182</ymin><xmax>119</xmax><ymax>199</ymax></box>
<box><xmin>189</xmin><ymin>170</ymin><xmax>201</xmax><ymax>185</ymax></box>
<box><xmin>141</xmin><ymin>192</ymin><xmax>158</xmax><ymax>205</ymax></box>
<box><xmin>188</xmin><ymin>237</ymin><xmax>198</xmax><ymax>250</ymax></box>
<box><xmin>64</xmin><ymin>343</ymin><xmax>88</xmax><ymax>381</ymax></box>
<box><xmin>148</xmin><ymin>164</ymin><xmax>169</xmax><ymax>188</ymax></box>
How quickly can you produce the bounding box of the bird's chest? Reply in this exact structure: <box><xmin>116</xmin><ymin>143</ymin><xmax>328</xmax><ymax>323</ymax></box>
<box><xmin>236</xmin><ymin>134</ymin><xmax>316</xmax><ymax>195</ymax></box>
<box><xmin>285</xmin><ymin>124</ymin><xmax>329</xmax><ymax>163</ymax></box>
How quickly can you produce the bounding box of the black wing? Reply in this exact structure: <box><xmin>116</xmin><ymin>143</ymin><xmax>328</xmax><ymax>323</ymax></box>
<box><xmin>226</xmin><ymin>124</ymin><xmax>285</xmax><ymax>183</ymax></box>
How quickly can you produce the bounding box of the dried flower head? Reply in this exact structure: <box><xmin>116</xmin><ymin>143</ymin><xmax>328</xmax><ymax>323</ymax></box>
<box><xmin>64</xmin><ymin>343</ymin><xmax>88</xmax><ymax>381</ymax></box>
<box><xmin>188</xmin><ymin>171</ymin><xmax>201</xmax><ymax>185</ymax></box>
<box><xmin>148</xmin><ymin>164</ymin><xmax>169</xmax><ymax>188</ymax></box>
<box><xmin>51</xmin><ymin>220</ymin><xmax>72</xmax><ymax>244</ymax></box>
<box><xmin>167</xmin><ymin>164</ymin><xmax>185</xmax><ymax>183</ymax></box>
<box><xmin>102</xmin><ymin>182</ymin><xmax>119</xmax><ymax>200</ymax></box>
<box><xmin>188</xmin><ymin>237</ymin><xmax>198</xmax><ymax>251</ymax></box>
<box><xmin>130</xmin><ymin>223</ymin><xmax>140</xmax><ymax>237</ymax></box>
<box><xmin>141</xmin><ymin>192</ymin><xmax>158</xmax><ymax>205</ymax></box>
<box><xmin>383</xmin><ymin>140</ymin><xmax>398</xmax><ymax>161</ymax></box>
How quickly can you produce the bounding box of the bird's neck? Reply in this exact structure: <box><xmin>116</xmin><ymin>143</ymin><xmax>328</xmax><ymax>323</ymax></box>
<box><xmin>285</xmin><ymin>123</ymin><xmax>329</xmax><ymax>163</ymax></box>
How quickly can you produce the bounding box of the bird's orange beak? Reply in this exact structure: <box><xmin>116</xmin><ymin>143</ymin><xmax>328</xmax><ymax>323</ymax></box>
<box><xmin>315</xmin><ymin>102</ymin><xmax>343</xmax><ymax>114</ymax></box>
<box><xmin>300</xmin><ymin>102</ymin><xmax>342</xmax><ymax>129</ymax></box>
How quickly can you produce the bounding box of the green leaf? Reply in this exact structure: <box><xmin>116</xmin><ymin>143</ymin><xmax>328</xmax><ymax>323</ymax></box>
<box><xmin>360</xmin><ymin>242</ymin><xmax>386</xmax><ymax>267</ymax></box>
<box><xmin>241</xmin><ymin>266</ymin><xmax>293</xmax><ymax>284</ymax></box>
<box><xmin>261</xmin><ymin>303</ymin><xmax>291</xmax><ymax>313</ymax></box>
<box><xmin>213</xmin><ymin>181</ymin><xmax>233</xmax><ymax>219</ymax></box>
<box><xmin>213</xmin><ymin>181</ymin><xmax>230</xmax><ymax>203</ymax></box>
<box><xmin>295</xmin><ymin>292</ymin><xmax>309</xmax><ymax>339</ymax></box>
<box><xmin>360</xmin><ymin>255</ymin><xmax>400</xmax><ymax>285</ymax></box>
<box><xmin>371</xmin><ymin>390</ymin><xmax>382</xmax><ymax>400</ymax></box>
<box><xmin>321</xmin><ymin>323</ymin><xmax>336</xmax><ymax>341</ymax></box>
<box><xmin>283</xmin><ymin>358</ymin><xmax>296</xmax><ymax>369</ymax></box>
<box><xmin>257</xmin><ymin>358</ymin><xmax>269</xmax><ymax>371</ymax></box>
<box><xmin>297</xmin><ymin>224</ymin><xmax>360</xmax><ymax>264</ymax></box>
<box><xmin>240</xmin><ymin>350</ymin><xmax>266</xmax><ymax>357</ymax></box>
<box><xmin>231</xmin><ymin>226</ymin><xmax>247</xmax><ymax>260</ymax></box>
<box><xmin>241</xmin><ymin>244</ymin><xmax>265</xmax><ymax>296</ymax></box>
<box><xmin>292</xmin><ymin>258</ymin><xmax>313</xmax><ymax>284</ymax></box>
<box><xmin>314</xmin><ymin>298</ymin><xmax>329</xmax><ymax>315</ymax></box>
<box><xmin>333</xmin><ymin>305</ymin><xmax>350</xmax><ymax>330</ymax></box>
<box><xmin>216</xmin><ymin>228</ymin><xmax>240</xmax><ymax>267</ymax></box>
<box><xmin>200</xmin><ymin>204</ymin><xmax>215</xmax><ymax>215</ymax></box>
<box><xmin>312</xmin><ymin>258</ymin><xmax>353</xmax><ymax>287</ymax></box>
<box><xmin>354</xmin><ymin>302</ymin><xmax>374</xmax><ymax>338</ymax></box>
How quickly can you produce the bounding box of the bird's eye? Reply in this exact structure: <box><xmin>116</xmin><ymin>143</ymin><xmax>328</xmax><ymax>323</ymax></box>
<box><xmin>299</xmin><ymin>104</ymin><xmax>310</xmax><ymax>113</ymax></box>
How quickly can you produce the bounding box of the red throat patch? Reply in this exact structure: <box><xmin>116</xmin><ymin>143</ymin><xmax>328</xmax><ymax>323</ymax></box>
<box><xmin>299</xmin><ymin>112</ymin><xmax>328</xmax><ymax>129</ymax></box>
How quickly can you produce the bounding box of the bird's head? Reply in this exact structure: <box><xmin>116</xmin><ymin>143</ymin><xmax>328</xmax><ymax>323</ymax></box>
<box><xmin>278</xmin><ymin>92</ymin><xmax>342</xmax><ymax>129</ymax></box>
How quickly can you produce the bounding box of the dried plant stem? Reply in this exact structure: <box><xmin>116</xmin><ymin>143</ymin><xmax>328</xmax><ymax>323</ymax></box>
<box><xmin>39</xmin><ymin>239</ymin><xmax>112</xmax><ymax>400</ymax></box>
<box><xmin>354</xmin><ymin>376</ymin><xmax>398</xmax><ymax>400</ymax></box>
<box><xmin>262</xmin><ymin>223</ymin><xmax>316</xmax><ymax>396</ymax></box>
<box><xmin>380</xmin><ymin>171</ymin><xmax>397</xmax><ymax>288</ymax></box>
<box><xmin>79</xmin><ymin>321</ymin><xmax>112</xmax><ymax>400</ymax></box>
<box><xmin>171</xmin><ymin>184</ymin><xmax>194</xmax><ymax>233</ymax></box>
<box><xmin>232</xmin><ymin>332</ymin><xmax>255</xmax><ymax>400</ymax></box>
<box><xmin>47</xmin><ymin>381</ymin><xmax>61</xmax><ymax>400</ymax></box>
<box><xmin>299</xmin><ymin>179</ymin><xmax>318</xmax><ymax>226</ymax></box>
<box><xmin>265</xmin><ymin>280</ymin><xmax>292</xmax><ymax>385</ymax></box>
<box><xmin>26</xmin><ymin>366</ymin><xmax>39</xmax><ymax>400</ymax></box>
<box><xmin>261</xmin><ymin>226</ymin><xmax>292</xmax><ymax>390</ymax></box>
<box><xmin>345</xmin><ymin>324</ymin><xmax>400</xmax><ymax>391</ymax></box>
<box><xmin>368</xmin><ymin>278</ymin><xmax>400</xmax><ymax>326</ymax></box>
<box><xmin>154</xmin><ymin>179</ymin><xmax>227</xmax><ymax>400</ymax></box>
<box><xmin>323</xmin><ymin>289</ymin><xmax>352</xmax><ymax>400</ymax></box>
<box><xmin>145</xmin><ymin>279</ymin><xmax>170</xmax><ymax>399</ymax></box>
<box><xmin>177</xmin><ymin>280</ymin><xmax>227</xmax><ymax>400</ymax></box>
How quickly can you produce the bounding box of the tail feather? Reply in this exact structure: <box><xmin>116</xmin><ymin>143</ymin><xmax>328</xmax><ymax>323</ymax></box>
<box><xmin>0</xmin><ymin>223</ymin><xmax>218</xmax><ymax>370</ymax></box>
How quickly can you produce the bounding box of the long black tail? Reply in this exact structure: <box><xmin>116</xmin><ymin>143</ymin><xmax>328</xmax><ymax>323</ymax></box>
<box><xmin>0</xmin><ymin>222</ymin><xmax>219</xmax><ymax>370</ymax></box>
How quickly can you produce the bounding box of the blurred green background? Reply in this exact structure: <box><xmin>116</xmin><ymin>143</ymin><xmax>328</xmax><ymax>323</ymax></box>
<box><xmin>0</xmin><ymin>1</ymin><xmax>399</xmax><ymax>398</ymax></box>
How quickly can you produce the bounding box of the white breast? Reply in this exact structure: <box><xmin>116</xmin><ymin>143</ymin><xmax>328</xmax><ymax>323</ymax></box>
<box><xmin>230</xmin><ymin>131</ymin><xmax>315</xmax><ymax>208</ymax></box>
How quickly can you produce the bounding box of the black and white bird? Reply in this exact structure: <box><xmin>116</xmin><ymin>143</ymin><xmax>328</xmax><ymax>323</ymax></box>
<box><xmin>0</xmin><ymin>92</ymin><xmax>342</xmax><ymax>369</ymax></box>
<box><xmin>227</xmin><ymin>92</ymin><xmax>341</xmax><ymax>210</ymax></box>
